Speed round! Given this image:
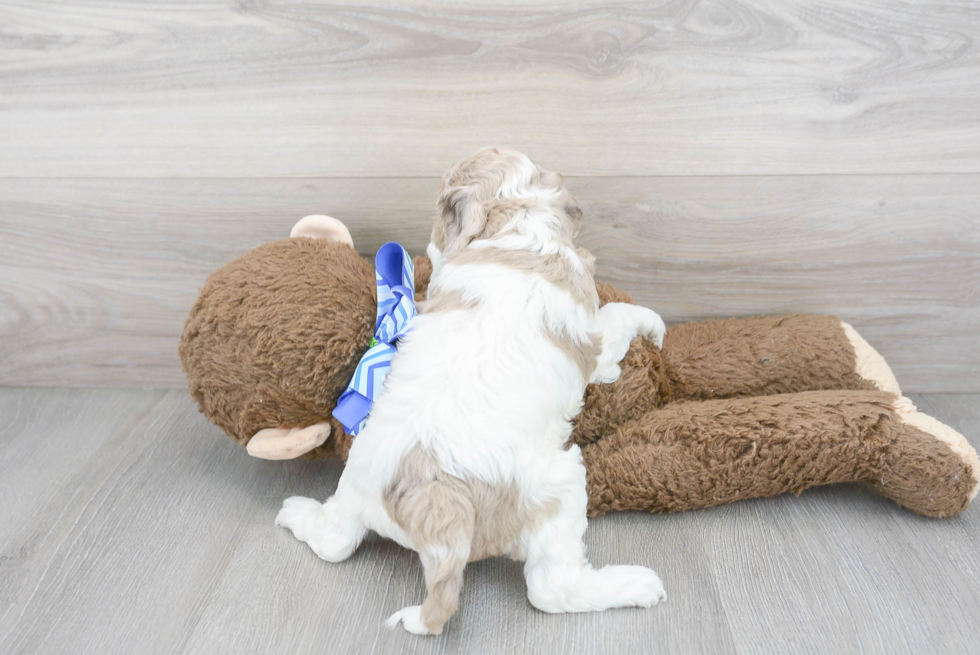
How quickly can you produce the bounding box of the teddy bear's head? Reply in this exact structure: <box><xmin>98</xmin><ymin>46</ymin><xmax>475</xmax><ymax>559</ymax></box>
<box><xmin>179</xmin><ymin>220</ymin><xmax>383</xmax><ymax>459</ymax></box>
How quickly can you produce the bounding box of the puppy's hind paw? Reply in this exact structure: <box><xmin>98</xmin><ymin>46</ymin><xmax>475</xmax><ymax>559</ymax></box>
<box><xmin>275</xmin><ymin>496</ymin><xmax>324</xmax><ymax>539</ymax></box>
<box><xmin>385</xmin><ymin>605</ymin><xmax>432</xmax><ymax>635</ymax></box>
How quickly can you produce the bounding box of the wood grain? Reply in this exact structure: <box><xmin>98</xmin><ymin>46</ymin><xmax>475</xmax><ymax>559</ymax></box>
<box><xmin>0</xmin><ymin>389</ymin><xmax>163</xmax><ymax>554</ymax></box>
<box><xmin>2</xmin><ymin>0</ymin><xmax>978</xmax><ymax>651</ymax></box>
<box><xmin>1</xmin><ymin>389</ymin><xmax>978</xmax><ymax>654</ymax></box>
<box><xmin>0</xmin><ymin>390</ymin><xmax>277</xmax><ymax>655</ymax></box>
<box><xmin>2</xmin><ymin>1</ymin><xmax>979</xmax><ymax>177</ymax></box>
<box><xmin>698</xmin><ymin>392</ymin><xmax>980</xmax><ymax>655</ymax></box>
<box><xmin>574</xmin><ymin>175</ymin><xmax>980</xmax><ymax>392</ymax></box>
<box><xmin>1</xmin><ymin>175</ymin><xmax>977</xmax><ymax>391</ymax></box>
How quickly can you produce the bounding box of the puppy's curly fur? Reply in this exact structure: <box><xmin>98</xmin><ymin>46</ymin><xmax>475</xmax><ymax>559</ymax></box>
<box><xmin>277</xmin><ymin>147</ymin><xmax>667</xmax><ymax>635</ymax></box>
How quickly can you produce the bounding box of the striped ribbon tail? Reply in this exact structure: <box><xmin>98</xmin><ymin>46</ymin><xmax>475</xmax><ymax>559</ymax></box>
<box><xmin>332</xmin><ymin>243</ymin><xmax>416</xmax><ymax>435</ymax></box>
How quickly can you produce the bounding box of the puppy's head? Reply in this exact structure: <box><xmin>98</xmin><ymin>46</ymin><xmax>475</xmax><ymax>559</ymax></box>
<box><xmin>429</xmin><ymin>147</ymin><xmax>582</xmax><ymax>261</ymax></box>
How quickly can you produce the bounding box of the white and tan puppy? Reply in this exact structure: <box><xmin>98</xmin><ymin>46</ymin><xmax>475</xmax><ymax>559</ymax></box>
<box><xmin>276</xmin><ymin>147</ymin><xmax>668</xmax><ymax>635</ymax></box>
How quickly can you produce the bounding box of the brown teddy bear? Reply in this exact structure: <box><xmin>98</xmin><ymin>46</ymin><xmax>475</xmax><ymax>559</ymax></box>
<box><xmin>180</xmin><ymin>216</ymin><xmax>979</xmax><ymax>519</ymax></box>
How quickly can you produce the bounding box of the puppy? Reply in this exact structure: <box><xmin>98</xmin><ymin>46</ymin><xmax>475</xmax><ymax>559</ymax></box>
<box><xmin>276</xmin><ymin>147</ymin><xmax>668</xmax><ymax>635</ymax></box>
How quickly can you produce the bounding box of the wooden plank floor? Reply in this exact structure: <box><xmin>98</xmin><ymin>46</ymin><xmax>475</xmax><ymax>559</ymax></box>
<box><xmin>1</xmin><ymin>388</ymin><xmax>978</xmax><ymax>655</ymax></box>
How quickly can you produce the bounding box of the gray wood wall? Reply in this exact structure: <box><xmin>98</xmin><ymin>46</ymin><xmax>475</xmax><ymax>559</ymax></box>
<box><xmin>1</xmin><ymin>1</ymin><xmax>978</xmax><ymax>391</ymax></box>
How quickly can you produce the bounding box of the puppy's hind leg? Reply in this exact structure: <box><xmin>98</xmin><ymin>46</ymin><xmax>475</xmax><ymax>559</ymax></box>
<box><xmin>276</xmin><ymin>493</ymin><xmax>367</xmax><ymax>563</ymax></box>
<box><xmin>384</xmin><ymin>448</ymin><xmax>475</xmax><ymax>635</ymax></box>
<box><xmin>522</xmin><ymin>446</ymin><xmax>666</xmax><ymax>613</ymax></box>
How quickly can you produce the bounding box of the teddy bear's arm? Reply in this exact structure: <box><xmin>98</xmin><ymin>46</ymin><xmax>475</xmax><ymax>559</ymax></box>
<box><xmin>661</xmin><ymin>314</ymin><xmax>900</xmax><ymax>401</ymax></box>
<box><xmin>592</xmin><ymin>280</ymin><xmax>898</xmax><ymax>399</ymax></box>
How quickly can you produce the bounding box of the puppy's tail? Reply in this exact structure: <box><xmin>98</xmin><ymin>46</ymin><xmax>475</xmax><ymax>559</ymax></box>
<box><xmin>384</xmin><ymin>445</ymin><xmax>475</xmax><ymax>635</ymax></box>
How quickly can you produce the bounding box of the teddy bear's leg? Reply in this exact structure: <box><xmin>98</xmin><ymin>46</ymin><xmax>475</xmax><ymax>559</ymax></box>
<box><xmin>878</xmin><ymin>396</ymin><xmax>980</xmax><ymax>516</ymax></box>
<box><xmin>661</xmin><ymin>315</ymin><xmax>900</xmax><ymax>401</ymax></box>
<box><xmin>581</xmin><ymin>390</ymin><xmax>979</xmax><ymax>518</ymax></box>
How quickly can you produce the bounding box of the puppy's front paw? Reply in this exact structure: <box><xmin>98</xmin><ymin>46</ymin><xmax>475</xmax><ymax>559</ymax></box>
<box><xmin>636</xmin><ymin>308</ymin><xmax>666</xmax><ymax>349</ymax></box>
<box><xmin>385</xmin><ymin>605</ymin><xmax>432</xmax><ymax>635</ymax></box>
<box><xmin>591</xmin><ymin>362</ymin><xmax>622</xmax><ymax>384</ymax></box>
<box><xmin>600</xmin><ymin>565</ymin><xmax>667</xmax><ymax>608</ymax></box>
<box><xmin>276</xmin><ymin>496</ymin><xmax>363</xmax><ymax>563</ymax></box>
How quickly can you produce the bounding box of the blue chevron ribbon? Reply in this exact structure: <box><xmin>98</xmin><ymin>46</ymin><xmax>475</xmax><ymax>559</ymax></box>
<box><xmin>332</xmin><ymin>242</ymin><xmax>416</xmax><ymax>435</ymax></box>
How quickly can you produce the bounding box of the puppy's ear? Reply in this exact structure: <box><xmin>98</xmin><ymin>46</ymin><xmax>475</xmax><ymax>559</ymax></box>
<box><xmin>564</xmin><ymin>201</ymin><xmax>583</xmax><ymax>238</ymax></box>
<box><xmin>437</xmin><ymin>185</ymin><xmax>488</xmax><ymax>251</ymax></box>
<box><xmin>429</xmin><ymin>211</ymin><xmax>448</xmax><ymax>251</ymax></box>
<box><xmin>537</xmin><ymin>168</ymin><xmax>582</xmax><ymax>239</ymax></box>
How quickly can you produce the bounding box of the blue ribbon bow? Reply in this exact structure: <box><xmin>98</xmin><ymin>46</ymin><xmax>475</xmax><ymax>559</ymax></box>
<box><xmin>332</xmin><ymin>242</ymin><xmax>417</xmax><ymax>435</ymax></box>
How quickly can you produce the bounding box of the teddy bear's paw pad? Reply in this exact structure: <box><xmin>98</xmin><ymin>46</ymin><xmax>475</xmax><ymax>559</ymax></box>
<box><xmin>593</xmin><ymin>565</ymin><xmax>667</xmax><ymax>609</ymax></box>
<box><xmin>893</xmin><ymin>396</ymin><xmax>980</xmax><ymax>503</ymax></box>
<box><xmin>385</xmin><ymin>606</ymin><xmax>432</xmax><ymax>635</ymax></box>
<box><xmin>841</xmin><ymin>321</ymin><xmax>901</xmax><ymax>394</ymax></box>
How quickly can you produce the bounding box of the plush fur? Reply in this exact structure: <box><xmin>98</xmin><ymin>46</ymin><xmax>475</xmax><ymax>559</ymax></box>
<box><xmin>582</xmin><ymin>389</ymin><xmax>978</xmax><ymax>517</ymax></box>
<box><xmin>275</xmin><ymin>148</ymin><xmax>668</xmax><ymax>634</ymax></box>
<box><xmin>180</xmin><ymin>239</ymin><xmax>980</xmax><ymax>521</ymax></box>
<box><xmin>178</xmin><ymin>147</ymin><xmax>980</xmax><ymax>637</ymax></box>
<box><xmin>179</xmin><ymin>155</ymin><xmax>980</xmax><ymax>615</ymax></box>
<box><xmin>179</xmin><ymin>237</ymin><xmax>374</xmax><ymax>454</ymax></box>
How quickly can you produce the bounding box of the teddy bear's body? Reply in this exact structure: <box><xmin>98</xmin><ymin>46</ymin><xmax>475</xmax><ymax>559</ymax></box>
<box><xmin>181</xmin><ymin>235</ymin><xmax>979</xmax><ymax>518</ymax></box>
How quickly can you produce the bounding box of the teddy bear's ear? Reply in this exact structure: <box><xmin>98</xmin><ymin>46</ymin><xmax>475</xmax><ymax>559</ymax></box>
<box><xmin>290</xmin><ymin>215</ymin><xmax>354</xmax><ymax>247</ymax></box>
